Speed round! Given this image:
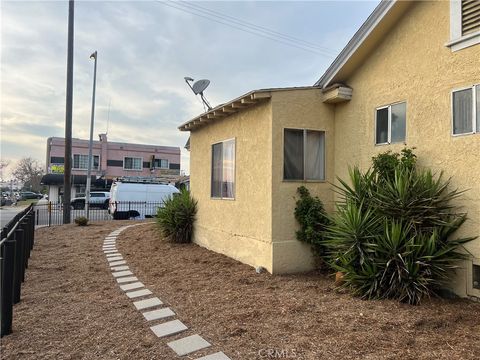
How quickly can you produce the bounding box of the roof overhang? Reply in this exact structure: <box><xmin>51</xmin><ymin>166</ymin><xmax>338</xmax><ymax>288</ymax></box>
<box><xmin>314</xmin><ymin>0</ymin><xmax>413</xmax><ymax>89</ymax></box>
<box><xmin>178</xmin><ymin>86</ymin><xmax>317</xmax><ymax>132</ymax></box>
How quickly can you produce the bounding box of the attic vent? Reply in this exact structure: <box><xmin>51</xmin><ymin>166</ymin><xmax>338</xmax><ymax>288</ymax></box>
<box><xmin>474</xmin><ymin>264</ymin><xmax>480</xmax><ymax>289</ymax></box>
<box><xmin>462</xmin><ymin>0</ymin><xmax>480</xmax><ymax>35</ymax></box>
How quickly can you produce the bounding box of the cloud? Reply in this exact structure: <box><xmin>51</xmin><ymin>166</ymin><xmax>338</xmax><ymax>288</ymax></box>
<box><xmin>1</xmin><ymin>0</ymin><xmax>379</xmax><ymax>178</ymax></box>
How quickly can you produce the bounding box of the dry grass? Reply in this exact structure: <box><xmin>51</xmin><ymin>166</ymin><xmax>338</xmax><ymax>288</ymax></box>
<box><xmin>1</xmin><ymin>222</ymin><xmax>480</xmax><ymax>360</ymax></box>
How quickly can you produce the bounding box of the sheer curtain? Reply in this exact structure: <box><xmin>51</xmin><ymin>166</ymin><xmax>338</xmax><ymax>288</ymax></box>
<box><xmin>222</xmin><ymin>139</ymin><xmax>235</xmax><ymax>198</ymax></box>
<box><xmin>306</xmin><ymin>131</ymin><xmax>325</xmax><ymax>180</ymax></box>
<box><xmin>284</xmin><ymin>129</ymin><xmax>304</xmax><ymax>180</ymax></box>
<box><xmin>453</xmin><ymin>88</ymin><xmax>472</xmax><ymax>134</ymax></box>
<box><xmin>391</xmin><ymin>103</ymin><xmax>406</xmax><ymax>143</ymax></box>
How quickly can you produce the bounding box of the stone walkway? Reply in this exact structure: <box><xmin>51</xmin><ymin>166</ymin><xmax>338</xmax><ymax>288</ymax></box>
<box><xmin>103</xmin><ymin>225</ymin><xmax>231</xmax><ymax>360</ymax></box>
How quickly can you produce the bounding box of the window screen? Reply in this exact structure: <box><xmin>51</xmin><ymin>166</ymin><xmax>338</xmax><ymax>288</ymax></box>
<box><xmin>453</xmin><ymin>88</ymin><xmax>473</xmax><ymax>134</ymax></box>
<box><xmin>211</xmin><ymin>139</ymin><xmax>235</xmax><ymax>199</ymax></box>
<box><xmin>376</xmin><ymin>108</ymin><xmax>389</xmax><ymax>144</ymax></box>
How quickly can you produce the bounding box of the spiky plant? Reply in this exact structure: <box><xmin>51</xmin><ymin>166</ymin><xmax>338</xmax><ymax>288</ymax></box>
<box><xmin>156</xmin><ymin>189</ymin><xmax>198</xmax><ymax>243</ymax></box>
<box><xmin>323</xmin><ymin>149</ymin><xmax>475</xmax><ymax>305</ymax></box>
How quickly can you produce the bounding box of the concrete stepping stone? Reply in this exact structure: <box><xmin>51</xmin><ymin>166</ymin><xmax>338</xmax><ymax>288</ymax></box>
<box><xmin>103</xmin><ymin>245</ymin><xmax>116</xmax><ymax>249</ymax></box>
<box><xmin>133</xmin><ymin>297</ymin><xmax>163</xmax><ymax>310</ymax></box>
<box><xmin>117</xmin><ymin>276</ymin><xmax>139</xmax><ymax>284</ymax></box>
<box><xmin>104</xmin><ymin>241</ymin><xmax>116</xmax><ymax>244</ymax></box>
<box><xmin>106</xmin><ymin>253</ymin><xmax>121</xmax><ymax>257</ymax></box>
<box><xmin>167</xmin><ymin>334</ymin><xmax>211</xmax><ymax>356</ymax></box>
<box><xmin>142</xmin><ymin>307</ymin><xmax>175</xmax><ymax>321</ymax></box>
<box><xmin>109</xmin><ymin>260</ymin><xmax>126</xmax><ymax>266</ymax></box>
<box><xmin>120</xmin><ymin>282</ymin><xmax>144</xmax><ymax>291</ymax></box>
<box><xmin>111</xmin><ymin>265</ymin><xmax>129</xmax><ymax>271</ymax></box>
<box><xmin>126</xmin><ymin>288</ymin><xmax>152</xmax><ymax>298</ymax></box>
<box><xmin>107</xmin><ymin>256</ymin><xmax>123</xmax><ymax>262</ymax></box>
<box><xmin>150</xmin><ymin>320</ymin><xmax>187</xmax><ymax>338</ymax></box>
<box><xmin>104</xmin><ymin>250</ymin><xmax>118</xmax><ymax>254</ymax></box>
<box><xmin>196</xmin><ymin>352</ymin><xmax>231</xmax><ymax>360</ymax></box>
<box><xmin>112</xmin><ymin>270</ymin><xmax>133</xmax><ymax>278</ymax></box>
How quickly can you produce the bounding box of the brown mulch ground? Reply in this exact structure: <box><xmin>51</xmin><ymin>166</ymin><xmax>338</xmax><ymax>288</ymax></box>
<box><xmin>1</xmin><ymin>222</ymin><xmax>480</xmax><ymax>360</ymax></box>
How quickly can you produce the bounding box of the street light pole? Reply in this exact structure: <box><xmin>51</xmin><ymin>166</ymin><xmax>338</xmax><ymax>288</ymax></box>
<box><xmin>85</xmin><ymin>50</ymin><xmax>97</xmax><ymax>220</ymax></box>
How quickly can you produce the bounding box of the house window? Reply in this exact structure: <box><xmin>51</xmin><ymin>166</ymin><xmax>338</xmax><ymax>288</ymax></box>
<box><xmin>211</xmin><ymin>139</ymin><xmax>235</xmax><ymax>199</ymax></box>
<box><xmin>154</xmin><ymin>159</ymin><xmax>169</xmax><ymax>169</ymax></box>
<box><xmin>448</xmin><ymin>0</ymin><xmax>480</xmax><ymax>51</ymax></box>
<box><xmin>452</xmin><ymin>85</ymin><xmax>479</xmax><ymax>135</ymax></box>
<box><xmin>124</xmin><ymin>157</ymin><xmax>142</xmax><ymax>170</ymax></box>
<box><xmin>375</xmin><ymin>102</ymin><xmax>406</xmax><ymax>145</ymax></box>
<box><xmin>73</xmin><ymin>154</ymin><xmax>99</xmax><ymax>170</ymax></box>
<box><xmin>284</xmin><ymin>129</ymin><xmax>325</xmax><ymax>181</ymax></box>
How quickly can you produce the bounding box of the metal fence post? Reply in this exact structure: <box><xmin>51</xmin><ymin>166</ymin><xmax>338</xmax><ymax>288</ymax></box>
<box><xmin>0</xmin><ymin>240</ymin><xmax>16</xmax><ymax>337</ymax></box>
<box><xmin>48</xmin><ymin>202</ymin><xmax>52</xmax><ymax>227</ymax></box>
<box><xmin>12</xmin><ymin>229</ymin><xmax>24</xmax><ymax>304</ymax></box>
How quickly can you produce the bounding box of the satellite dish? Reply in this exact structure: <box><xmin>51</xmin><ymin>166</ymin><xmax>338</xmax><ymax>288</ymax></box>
<box><xmin>192</xmin><ymin>79</ymin><xmax>210</xmax><ymax>95</ymax></box>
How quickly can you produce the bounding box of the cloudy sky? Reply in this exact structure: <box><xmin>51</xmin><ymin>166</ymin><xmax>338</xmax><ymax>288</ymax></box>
<box><xmin>1</xmin><ymin>0</ymin><xmax>378</xmax><ymax>177</ymax></box>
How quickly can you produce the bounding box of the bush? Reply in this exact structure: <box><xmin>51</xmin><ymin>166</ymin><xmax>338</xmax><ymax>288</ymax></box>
<box><xmin>323</xmin><ymin>149</ymin><xmax>474</xmax><ymax>305</ymax></box>
<box><xmin>74</xmin><ymin>216</ymin><xmax>88</xmax><ymax>226</ymax></box>
<box><xmin>156</xmin><ymin>189</ymin><xmax>198</xmax><ymax>243</ymax></box>
<box><xmin>294</xmin><ymin>186</ymin><xmax>329</xmax><ymax>257</ymax></box>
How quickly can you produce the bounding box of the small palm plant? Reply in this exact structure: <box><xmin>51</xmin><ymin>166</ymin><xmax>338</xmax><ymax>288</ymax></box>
<box><xmin>156</xmin><ymin>189</ymin><xmax>198</xmax><ymax>243</ymax></box>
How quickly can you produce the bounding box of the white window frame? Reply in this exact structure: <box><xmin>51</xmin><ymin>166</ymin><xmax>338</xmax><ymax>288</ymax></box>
<box><xmin>210</xmin><ymin>138</ymin><xmax>236</xmax><ymax>200</ymax></box>
<box><xmin>123</xmin><ymin>156</ymin><xmax>143</xmax><ymax>171</ymax></box>
<box><xmin>451</xmin><ymin>84</ymin><xmax>479</xmax><ymax>136</ymax></box>
<box><xmin>72</xmin><ymin>154</ymin><xmax>100</xmax><ymax>170</ymax></box>
<box><xmin>282</xmin><ymin>128</ymin><xmax>326</xmax><ymax>182</ymax></box>
<box><xmin>374</xmin><ymin>101</ymin><xmax>407</xmax><ymax>146</ymax></box>
<box><xmin>446</xmin><ymin>0</ymin><xmax>480</xmax><ymax>52</ymax></box>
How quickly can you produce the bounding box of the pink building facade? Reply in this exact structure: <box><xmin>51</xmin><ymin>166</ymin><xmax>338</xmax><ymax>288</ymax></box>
<box><xmin>43</xmin><ymin>134</ymin><xmax>181</xmax><ymax>201</ymax></box>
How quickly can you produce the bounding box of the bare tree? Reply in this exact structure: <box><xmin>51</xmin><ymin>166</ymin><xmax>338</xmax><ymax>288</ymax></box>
<box><xmin>12</xmin><ymin>157</ymin><xmax>45</xmax><ymax>192</ymax></box>
<box><xmin>0</xmin><ymin>159</ymin><xmax>10</xmax><ymax>182</ymax></box>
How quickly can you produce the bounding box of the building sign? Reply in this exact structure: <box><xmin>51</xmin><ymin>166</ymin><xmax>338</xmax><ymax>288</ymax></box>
<box><xmin>49</xmin><ymin>164</ymin><xmax>65</xmax><ymax>174</ymax></box>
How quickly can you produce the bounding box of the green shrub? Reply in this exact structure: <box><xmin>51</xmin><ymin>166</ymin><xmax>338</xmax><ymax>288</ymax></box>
<box><xmin>294</xmin><ymin>186</ymin><xmax>330</xmax><ymax>257</ymax></box>
<box><xmin>74</xmin><ymin>216</ymin><xmax>88</xmax><ymax>226</ymax></box>
<box><xmin>156</xmin><ymin>189</ymin><xmax>198</xmax><ymax>243</ymax></box>
<box><xmin>372</xmin><ymin>147</ymin><xmax>417</xmax><ymax>181</ymax></box>
<box><xmin>324</xmin><ymin>150</ymin><xmax>474</xmax><ymax>305</ymax></box>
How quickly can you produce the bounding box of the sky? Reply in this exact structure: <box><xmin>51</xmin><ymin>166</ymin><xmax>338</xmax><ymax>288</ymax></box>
<box><xmin>0</xmin><ymin>0</ymin><xmax>379</xmax><ymax>178</ymax></box>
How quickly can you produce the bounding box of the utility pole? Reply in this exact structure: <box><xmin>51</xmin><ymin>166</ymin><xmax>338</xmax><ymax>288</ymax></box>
<box><xmin>63</xmin><ymin>0</ymin><xmax>74</xmax><ymax>224</ymax></box>
<box><xmin>85</xmin><ymin>51</ymin><xmax>97</xmax><ymax>220</ymax></box>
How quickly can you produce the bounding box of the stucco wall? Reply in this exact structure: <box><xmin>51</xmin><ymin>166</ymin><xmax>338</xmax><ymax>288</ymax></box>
<box><xmin>270</xmin><ymin>89</ymin><xmax>335</xmax><ymax>273</ymax></box>
<box><xmin>189</xmin><ymin>101</ymin><xmax>274</xmax><ymax>272</ymax></box>
<box><xmin>333</xmin><ymin>1</ymin><xmax>480</xmax><ymax>297</ymax></box>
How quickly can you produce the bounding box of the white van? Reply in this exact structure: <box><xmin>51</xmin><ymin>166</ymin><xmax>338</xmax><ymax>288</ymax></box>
<box><xmin>109</xmin><ymin>181</ymin><xmax>180</xmax><ymax>220</ymax></box>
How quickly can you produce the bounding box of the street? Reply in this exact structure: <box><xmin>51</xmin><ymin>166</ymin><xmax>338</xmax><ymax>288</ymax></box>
<box><xmin>0</xmin><ymin>205</ymin><xmax>28</xmax><ymax>228</ymax></box>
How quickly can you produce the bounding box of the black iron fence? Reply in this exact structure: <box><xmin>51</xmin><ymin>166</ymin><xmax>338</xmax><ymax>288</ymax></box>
<box><xmin>0</xmin><ymin>204</ymin><xmax>35</xmax><ymax>337</ymax></box>
<box><xmin>33</xmin><ymin>201</ymin><xmax>164</xmax><ymax>226</ymax></box>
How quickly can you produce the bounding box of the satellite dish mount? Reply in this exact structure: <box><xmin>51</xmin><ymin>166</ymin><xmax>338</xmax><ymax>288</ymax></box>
<box><xmin>184</xmin><ymin>77</ymin><xmax>212</xmax><ymax>111</ymax></box>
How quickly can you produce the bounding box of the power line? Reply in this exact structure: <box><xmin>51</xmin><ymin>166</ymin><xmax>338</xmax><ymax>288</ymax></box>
<box><xmin>156</xmin><ymin>1</ymin><xmax>337</xmax><ymax>57</ymax></box>
<box><xmin>176</xmin><ymin>1</ymin><xmax>338</xmax><ymax>55</ymax></box>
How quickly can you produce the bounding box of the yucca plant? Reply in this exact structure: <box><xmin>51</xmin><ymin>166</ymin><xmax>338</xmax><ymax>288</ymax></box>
<box><xmin>323</xmin><ymin>148</ymin><xmax>475</xmax><ymax>305</ymax></box>
<box><xmin>156</xmin><ymin>189</ymin><xmax>198</xmax><ymax>243</ymax></box>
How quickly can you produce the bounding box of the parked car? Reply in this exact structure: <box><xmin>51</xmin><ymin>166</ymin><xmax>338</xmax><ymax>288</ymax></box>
<box><xmin>20</xmin><ymin>191</ymin><xmax>43</xmax><ymax>200</ymax></box>
<box><xmin>70</xmin><ymin>191</ymin><xmax>110</xmax><ymax>210</ymax></box>
<box><xmin>109</xmin><ymin>181</ymin><xmax>179</xmax><ymax>220</ymax></box>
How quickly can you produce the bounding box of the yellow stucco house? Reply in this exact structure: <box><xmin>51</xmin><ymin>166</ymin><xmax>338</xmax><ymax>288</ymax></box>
<box><xmin>179</xmin><ymin>0</ymin><xmax>480</xmax><ymax>298</ymax></box>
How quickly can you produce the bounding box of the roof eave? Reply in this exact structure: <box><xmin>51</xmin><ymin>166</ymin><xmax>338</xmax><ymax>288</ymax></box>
<box><xmin>314</xmin><ymin>0</ymin><xmax>397</xmax><ymax>88</ymax></box>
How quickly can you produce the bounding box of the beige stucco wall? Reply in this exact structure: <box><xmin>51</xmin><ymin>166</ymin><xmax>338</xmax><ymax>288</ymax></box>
<box><xmin>333</xmin><ymin>0</ymin><xmax>480</xmax><ymax>297</ymax></box>
<box><xmin>270</xmin><ymin>89</ymin><xmax>335</xmax><ymax>273</ymax></box>
<box><xmin>189</xmin><ymin>101</ymin><xmax>274</xmax><ymax>272</ymax></box>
